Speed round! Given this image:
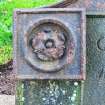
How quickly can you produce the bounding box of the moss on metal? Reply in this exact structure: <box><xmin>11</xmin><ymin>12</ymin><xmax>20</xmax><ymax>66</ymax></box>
<box><xmin>16</xmin><ymin>80</ymin><xmax>81</xmax><ymax>105</ymax></box>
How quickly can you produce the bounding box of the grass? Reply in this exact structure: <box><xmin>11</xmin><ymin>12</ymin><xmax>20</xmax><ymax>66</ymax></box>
<box><xmin>0</xmin><ymin>0</ymin><xmax>59</xmax><ymax>65</ymax></box>
<box><xmin>0</xmin><ymin>45</ymin><xmax>12</xmax><ymax>64</ymax></box>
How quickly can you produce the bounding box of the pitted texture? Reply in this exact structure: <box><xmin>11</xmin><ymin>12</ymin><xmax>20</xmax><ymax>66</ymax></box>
<box><xmin>31</xmin><ymin>23</ymin><xmax>66</xmax><ymax>61</ymax></box>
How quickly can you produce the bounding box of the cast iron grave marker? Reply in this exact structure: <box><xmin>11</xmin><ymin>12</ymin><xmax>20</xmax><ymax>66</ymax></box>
<box><xmin>14</xmin><ymin>8</ymin><xmax>86</xmax><ymax>80</ymax></box>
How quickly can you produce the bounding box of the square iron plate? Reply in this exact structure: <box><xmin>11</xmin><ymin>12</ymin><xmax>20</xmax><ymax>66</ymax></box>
<box><xmin>13</xmin><ymin>8</ymin><xmax>86</xmax><ymax>80</ymax></box>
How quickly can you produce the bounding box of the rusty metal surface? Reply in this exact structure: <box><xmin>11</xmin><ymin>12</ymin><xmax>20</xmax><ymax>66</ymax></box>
<box><xmin>13</xmin><ymin>8</ymin><xmax>86</xmax><ymax>80</ymax></box>
<box><xmin>49</xmin><ymin>0</ymin><xmax>78</xmax><ymax>8</ymax></box>
<box><xmin>14</xmin><ymin>1</ymin><xmax>105</xmax><ymax>105</ymax></box>
<box><xmin>48</xmin><ymin>1</ymin><xmax>105</xmax><ymax>105</ymax></box>
<box><xmin>83</xmin><ymin>15</ymin><xmax>105</xmax><ymax>105</ymax></box>
<box><xmin>50</xmin><ymin>0</ymin><xmax>105</xmax><ymax>13</ymax></box>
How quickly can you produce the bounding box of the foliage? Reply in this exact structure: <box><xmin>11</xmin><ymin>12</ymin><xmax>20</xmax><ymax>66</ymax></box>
<box><xmin>16</xmin><ymin>81</ymin><xmax>24</xmax><ymax>105</ymax></box>
<box><xmin>0</xmin><ymin>45</ymin><xmax>12</xmax><ymax>64</ymax></box>
<box><xmin>0</xmin><ymin>0</ymin><xmax>58</xmax><ymax>65</ymax></box>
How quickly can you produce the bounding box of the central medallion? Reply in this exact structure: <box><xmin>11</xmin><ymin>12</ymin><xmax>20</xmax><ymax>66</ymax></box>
<box><xmin>25</xmin><ymin>19</ymin><xmax>75</xmax><ymax>72</ymax></box>
<box><xmin>31</xmin><ymin>23</ymin><xmax>66</xmax><ymax>61</ymax></box>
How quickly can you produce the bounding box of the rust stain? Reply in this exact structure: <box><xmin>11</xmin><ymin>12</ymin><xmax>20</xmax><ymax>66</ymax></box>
<box><xmin>97</xmin><ymin>2</ymin><xmax>105</xmax><ymax>9</ymax></box>
<box><xmin>84</xmin><ymin>0</ymin><xmax>92</xmax><ymax>8</ymax></box>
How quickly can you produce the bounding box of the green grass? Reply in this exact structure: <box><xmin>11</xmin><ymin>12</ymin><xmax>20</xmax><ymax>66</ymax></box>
<box><xmin>0</xmin><ymin>0</ymin><xmax>59</xmax><ymax>65</ymax></box>
<box><xmin>0</xmin><ymin>45</ymin><xmax>12</xmax><ymax>64</ymax></box>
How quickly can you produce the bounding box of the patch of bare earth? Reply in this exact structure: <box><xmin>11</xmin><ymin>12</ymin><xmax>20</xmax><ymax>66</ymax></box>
<box><xmin>0</xmin><ymin>60</ymin><xmax>15</xmax><ymax>95</ymax></box>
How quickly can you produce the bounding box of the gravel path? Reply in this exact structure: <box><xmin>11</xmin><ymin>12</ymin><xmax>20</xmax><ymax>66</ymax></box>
<box><xmin>0</xmin><ymin>95</ymin><xmax>15</xmax><ymax>105</ymax></box>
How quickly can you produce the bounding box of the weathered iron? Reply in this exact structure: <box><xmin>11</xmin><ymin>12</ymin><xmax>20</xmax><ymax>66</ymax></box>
<box><xmin>15</xmin><ymin>0</ymin><xmax>105</xmax><ymax>105</ymax></box>
<box><xmin>31</xmin><ymin>23</ymin><xmax>66</xmax><ymax>61</ymax></box>
<box><xmin>48</xmin><ymin>0</ymin><xmax>105</xmax><ymax>105</ymax></box>
<box><xmin>13</xmin><ymin>8</ymin><xmax>86</xmax><ymax>79</ymax></box>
